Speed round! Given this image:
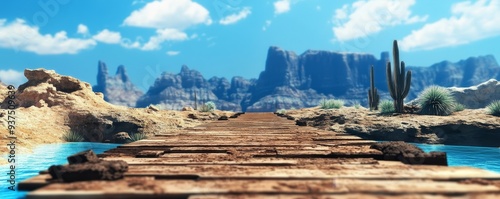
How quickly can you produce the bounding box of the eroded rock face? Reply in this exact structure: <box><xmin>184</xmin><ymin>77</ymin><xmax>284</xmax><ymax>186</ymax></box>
<box><xmin>113</xmin><ymin>132</ymin><xmax>132</xmax><ymax>144</ymax></box>
<box><xmin>92</xmin><ymin>61</ymin><xmax>144</xmax><ymax>107</ymax></box>
<box><xmin>446</xmin><ymin>79</ymin><xmax>500</xmax><ymax>109</ymax></box>
<box><xmin>370</xmin><ymin>142</ymin><xmax>447</xmax><ymax>166</ymax></box>
<box><xmin>136</xmin><ymin>65</ymin><xmax>253</xmax><ymax>111</ymax></box>
<box><xmin>8</xmin><ymin>69</ymin><xmax>106</xmax><ymax>108</ymax></box>
<box><xmin>285</xmin><ymin>107</ymin><xmax>500</xmax><ymax>147</ymax></box>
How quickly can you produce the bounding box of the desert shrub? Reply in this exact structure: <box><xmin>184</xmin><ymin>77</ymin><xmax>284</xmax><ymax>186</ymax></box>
<box><xmin>352</xmin><ymin>101</ymin><xmax>361</xmax><ymax>109</ymax></box>
<box><xmin>452</xmin><ymin>102</ymin><xmax>465</xmax><ymax>112</ymax></box>
<box><xmin>63</xmin><ymin>131</ymin><xmax>85</xmax><ymax>142</ymax></box>
<box><xmin>199</xmin><ymin>101</ymin><xmax>216</xmax><ymax>112</ymax></box>
<box><xmin>418</xmin><ymin>86</ymin><xmax>455</xmax><ymax>116</ymax></box>
<box><xmin>276</xmin><ymin>109</ymin><xmax>287</xmax><ymax>114</ymax></box>
<box><xmin>486</xmin><ymin>100</ymin><xmax>500</xmax><ymax>116</ymax></box>
<box><xmin>129</xmin><ymin>133</ymin><xmax>148</xmax><ymax>142</ymax></box>
<box><xmin>319</xmin><ymin>99</ymin><xmax>344</xmax><ymax>109</ymax></box>
<box><xmin>379</xmin><ymin>100</ymin><xmax>395</xmax><ymax>114</ymax></box>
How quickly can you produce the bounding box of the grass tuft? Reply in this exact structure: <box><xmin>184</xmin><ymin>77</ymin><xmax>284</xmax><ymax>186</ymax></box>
<box><xmin>486</xmin><ymin>100</ymin><xmax>500</xmax><ymax>116</ymax></box>
<box><xmin>129</xmin><ymin>133</ymin><xmax>148</xmax><ymax>142</ymax></box>
<box><xmin>276</xmin><ymin>109</ymin><xmax>287</xmax><ymax>114</ymax></box>
<box><xmin>319</xmin><ymin>99</ymin><xmax>344</xmax><ymax>109</ymax></box>
<box><xmin>199</xmin><ymin>101</ymin><xmax>216</xmax><ymax>112</ymax></box>
<box><xmin>379</xmin><ymin>100</ymin><xmax>395</xmax><ymax>114</ymax></box>
<box><xmin>452</xmin><ymin>102</ymin><xmax>465</xmax><ymax>112</ymax></box>
<box><xmin>63</xmin><ymin>131</ymin><xmax>85</xmax><ymax>142</ymax></box>
<box><xmin>418</xmin><ymin>86</ymin><xmax>455</xmax><ymax>116</ymax></box>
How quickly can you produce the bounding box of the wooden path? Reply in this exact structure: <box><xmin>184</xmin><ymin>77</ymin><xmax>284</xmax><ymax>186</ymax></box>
<box><xmin>20</xmin><ymin>113</ymin><xmax>500</xmax><ymax>198</ymax></box>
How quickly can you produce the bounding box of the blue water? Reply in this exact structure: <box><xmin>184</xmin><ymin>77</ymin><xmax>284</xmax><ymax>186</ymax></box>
<box><xmin>1</xmin><ymin>142</ymin><xmax>120</xmax><ymax>199</ymax></box>
<box><xmin>1</xmin><ymin>143</ymin><xmax>499</xmax><ymax>199</ymax></box>
<box><xmin>415</xmin><ymin>143</ymin><xmax>500</xmax><ymax>173</ymax></box>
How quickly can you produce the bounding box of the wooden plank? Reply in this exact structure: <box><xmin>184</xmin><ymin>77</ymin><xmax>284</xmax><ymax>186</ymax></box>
<box><xmin>26</xmin><ymin>179</ymin><xmax>500</xmax><ymax>199</ymax></box>
<box><xmin>122</xmin><ymin>165</ymin><xmax>500</xmax><ymax>180</ymax></box>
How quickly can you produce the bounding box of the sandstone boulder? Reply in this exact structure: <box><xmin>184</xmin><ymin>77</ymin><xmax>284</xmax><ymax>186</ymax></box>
<box><xmin>113</xmin><ymin>132</ymin><xmax>132</xmax><ymax>144</ymax></box>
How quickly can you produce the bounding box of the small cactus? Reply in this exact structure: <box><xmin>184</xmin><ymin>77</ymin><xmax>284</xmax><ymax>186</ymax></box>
<box><xmin>368</xmin><ymin>65</ymin><xmax>380</xmax><ymax>110</ymax></box>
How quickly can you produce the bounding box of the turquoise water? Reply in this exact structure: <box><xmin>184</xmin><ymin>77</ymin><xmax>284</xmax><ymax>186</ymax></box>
<box><xmin>1</xmin><ymin>143</ymin><xmax>499</xmax><ymax>199</ymax></box>
<box><xmin>415</xmin><ymin>143</ymin><xmax>500</xmax><ymax>173</ymax></box>
<box><xmin>1</xmin><ymin>142</ymin><xmax>120</xmax><ymax>199</ymax></box>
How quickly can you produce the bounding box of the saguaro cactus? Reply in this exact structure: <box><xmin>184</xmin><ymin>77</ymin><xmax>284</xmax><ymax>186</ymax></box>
<box><xmin>368</xmin><ymin>65</ymin><xmax>379</xmax><ymax>110</ymax></box>
<box><xmin>386</xmin><ymin>40</ymin><xmax>411</xmax><ymax>113</ymax></box>
<box><xmin>194</xmin><ymin>91</ymin><xmax>197</xmax><ymax>110</ymax></box>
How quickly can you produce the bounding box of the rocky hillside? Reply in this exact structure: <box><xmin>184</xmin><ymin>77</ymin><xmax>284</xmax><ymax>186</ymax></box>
<box><xmin>97</xmin><ymin>46</ymin><xmax>500</xmax><ymax>112</ymax></box>
<box><xmin>92</xmin><ymin>61</ymin><xmax>144</xmax><ymax>107</ymax></box>
<box><xmin>136</xmin><ymin>65</ymin><xmax>255</xmax><ymax>111</ymax></box>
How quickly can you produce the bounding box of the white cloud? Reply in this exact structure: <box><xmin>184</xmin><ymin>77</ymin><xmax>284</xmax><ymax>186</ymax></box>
<box><xmin>219</xmin><ymin>7</ymin><xmax>251</xmax><ymax>25</ymax></box>
<box><xmin>93</xmin><ymin>29</ymin><xmax>122</xmax><ymax>44</ymax></box>
<box><xmin>141</xmin><ymin>28</ymin><xmax>188</xmax><ymax>50</ymax></box>
<box><xmin>400</xmin><ymin>0</ymin><xmax>500</xmax><ymax>51</ymax></box>
<box><xmin>262</xmin><ymin>20</ymin><xmax>272</xmax><ymax>31</ymax></box>
<box><xmin>332</xmin><ymin>0</ymin><xmax>427</xmax><ymax>42</ymax></box>
<box><xmin>123</xmin><ymin>0</ymin><xmax>212</xmax><ymax>30</ymax></box>
<box><xmin>0</xmin><ymin>19</ymin><xmax>96</xmax><ymax>54</ymax></box>
<box><xmin>0</xmin><ymin>69</ymin><xmax>26</xmax><ymax>86</ymax></box>
<box><xmin>77</xmin><ymin>24</ymin><xmax>89</xmax><ymax>35</ymax></box>
<box><xmin>166</xmin><ymin>51</ymin><xmax>180</xmax><ymax>56</ymax></box>
<box><xmin>274</xmin><ymin>0</ymin><xmax>291</xmax><ymax>14</ymax></box>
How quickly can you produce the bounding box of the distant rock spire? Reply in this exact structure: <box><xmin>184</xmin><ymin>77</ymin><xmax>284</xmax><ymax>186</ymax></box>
<box><xmin>97</xmin><ymin>60</ymin><xmax>108</xmax><ymax>89</ymax></box>
<box><xmin>116</xmin><ymin>65</ymin><xmax>129</xmax><ymax>82</ymax></box>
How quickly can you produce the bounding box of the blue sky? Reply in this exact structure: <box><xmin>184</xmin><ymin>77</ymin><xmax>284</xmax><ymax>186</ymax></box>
<box><xmin>0</xmin><ymin>0</ymin><xmax>499</xmax><ymax>91</ymax></box>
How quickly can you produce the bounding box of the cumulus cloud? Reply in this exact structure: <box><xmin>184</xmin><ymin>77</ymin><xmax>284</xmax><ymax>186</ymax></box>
<box><xmin>77</xmin><ymin>24</ymin><xmax>89</xmax><ymax>35</ymax></box>
<box><xmin>332</xmin><ymin>0</ymin><xmax>427</xmax><ymax>42</ymax></box>
<box><xmin>0</xmin><ymin>69</ymin><xmax>26</xmax><ymax>86</ymax></box>
<box><xmin>93</xmin><ymin>29</ymin><xmax>122</xmax><ymax>44</ymax></box>
<box><xmin>274</xmin><ymin>0</ymin><xmax>291</xmax><ymax>14</ymax></box>
<box><xmin>0</xmin><ymin>19</ymin><xmax>96</xmax><ymax>54</ymax></box>
<box><xmin>141</xmin><ymin>28</ymin><xmax>188</xmax><ymax>51</ymax></box>
<box><xmin>400</xmin><ymin>0</ymin><xmax>500</xmax><ymax>51</ymax></box>
<box><xmin>219</xmin><ymin>7</ymin><xmax>251</xmax><ymax>25</ymax></box>
<box><xmin>123</xmin><ymin>0</ymin><xmax>212</xmax><ymax>30</ymax></box>
<box><xmin>166</xmin><ymin>51</ymin><xmax>180</xmax><ymax>56</ymax></box>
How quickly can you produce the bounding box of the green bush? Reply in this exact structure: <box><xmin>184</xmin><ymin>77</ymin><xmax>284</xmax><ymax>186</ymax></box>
<box><xmin>276</xmin><ymin>109</ymin><xmax>287</xmax><ymax>114</ymax></box>
<box><xmin>486</xmin><ymin>100</ymin><xmax>500</xmax><ymax>116</ymax></box>
<box><xmin>418</xmin><ymin>86</ymin><xmax>455</xmax><ymax>116</ymax></box>
<box><xmin>319</xmin><ymin>99</ymin><xmax>344</xmax><ymax>109</ymax></box>
<box><xmin>199</xmin><ymin>101</ymin><xmax>216</xmax><ymax>112</ymax></box>
<box><xmin>379</xmin><ymin>100</ymin><xmax>395</xmax><ymax>114</ymax></box>
<box><xmin>130</xmin><ymin>133</ymin><xmax>148</xmax><ymax>142</ymax></box>
<box><xmin>63</xmin><ymin>131</ymin><xmax>85</xmax><ymax>142</ymax></box>
<box><xmin>452</xmin><ymin>102</ymin><xmax>465</xmax><ymax>112</ymax></box>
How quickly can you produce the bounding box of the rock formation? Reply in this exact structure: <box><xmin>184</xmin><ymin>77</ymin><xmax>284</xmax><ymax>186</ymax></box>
<box><xmin>92</xmin><ymin>61</ymin><xmax>143</xmax><ymax>107</ymax></box>
<box><xmin>100</xmin><ymin>46</ymin><xmax>500</xmax><ymax>112</ymax></box>
<box><xmin>446</xmin><ymin>79</ymin><xmax>500</xmax><ymax>109</ymax></box>
<box><xmin>136</xmin><ymin>65</ymin><xmax>254</xmax><ymax>111</ymax></box>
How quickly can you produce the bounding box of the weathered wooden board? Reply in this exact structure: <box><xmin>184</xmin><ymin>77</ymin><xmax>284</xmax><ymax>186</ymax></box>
<box><xmin>20</xmin><ymin>112</ymin><xmax>500</xmax><ymax>198</ymax></box>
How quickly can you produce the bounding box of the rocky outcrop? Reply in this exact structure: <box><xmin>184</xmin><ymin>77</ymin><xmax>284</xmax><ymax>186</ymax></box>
<box><xmin>0</xmin><ymin>68</ymin><xmax>232</xmax><ymax>156</ymax></box>
<box><xmin>49</xmin><ymin>150</ymin><xmax>128</xmax><ymax>182</ymax></box>
<box><xmin>92</xmin><ymin>61</ymin><xmax>143</xmax><ymax>107</ymax></box>
<box><xmin>285</xmin><ymin>107</ymin><xmax>500</xmax><ymax>147</ymax></box>
<box><xmin>3</xmin><ymin>69</ymin><xmax>106</xmax><ymax>108</ymax></box>
<box><xmin>446</xmin><ymin>79</ymin><xmax>500</xmax><ymax>109</ymax></box>
<box><xmin>136</xmin><ymin>65</ymin><xmax>254</xmax><ymax>111</ymax></box>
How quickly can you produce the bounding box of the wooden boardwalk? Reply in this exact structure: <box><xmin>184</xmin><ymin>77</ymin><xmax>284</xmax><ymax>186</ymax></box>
<box><xmin>20</xmin><ymin>113</ymin><xmax>500</xmax><ymax>198</ymax></box>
